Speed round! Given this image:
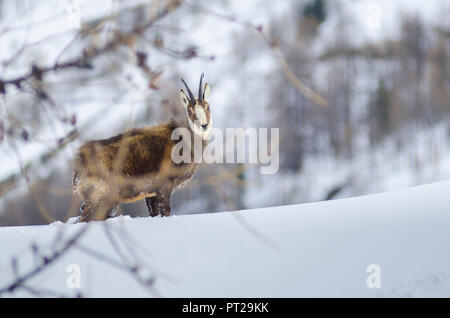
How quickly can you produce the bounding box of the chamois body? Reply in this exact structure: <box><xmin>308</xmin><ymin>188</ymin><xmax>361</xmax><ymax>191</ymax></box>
<box><xmin>73</xmin><ymin>74</ymin><xmax>212</xmax><ymax>222</ymax></box>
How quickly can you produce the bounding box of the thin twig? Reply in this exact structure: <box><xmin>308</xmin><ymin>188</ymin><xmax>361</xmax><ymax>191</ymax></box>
<box><xmin>0</xmin><ymin>225</ymin><xmax>89</xmax><ymax>295</ymax></box>
<box><xmin>185</xmin><ymin>3</ymin><xmax>328</xmax><ymax>106</ymax></box>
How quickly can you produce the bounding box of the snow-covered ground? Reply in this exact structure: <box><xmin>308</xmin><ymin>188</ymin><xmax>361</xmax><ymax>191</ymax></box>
<box><xmin>1</xmin><ymin>180</ymin><xmax>450</xmax><ymax>297</ymax></box>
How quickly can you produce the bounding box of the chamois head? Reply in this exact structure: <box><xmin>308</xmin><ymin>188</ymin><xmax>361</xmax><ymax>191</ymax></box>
<box><xmin>180</xmin><ymin>73</ymin><xmax>212</xmax><ymax>140</ymax></box>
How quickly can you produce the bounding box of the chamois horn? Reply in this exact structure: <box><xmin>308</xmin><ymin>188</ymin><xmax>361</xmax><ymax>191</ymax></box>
<box><xmin>198</xmin><ymin>73</ymin><xmax>204</xmax><ymax>102</ymax></box>
<box><xmin>180</xmin><ymin>78</ymin><xmax>195</xmax><ymax>103</ymax></box>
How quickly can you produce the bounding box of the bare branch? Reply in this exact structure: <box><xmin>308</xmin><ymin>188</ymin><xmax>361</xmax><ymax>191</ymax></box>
<box><xmin>0</xmin><ymin>225</ymin><xmax>89</xmax><ymax>295</ymax></box>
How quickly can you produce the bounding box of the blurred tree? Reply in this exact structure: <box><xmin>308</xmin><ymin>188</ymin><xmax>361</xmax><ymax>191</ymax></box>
<box><xmin>396</xmin><ymin>15</ymin><xmax>427</xmax><ymax>123</ymax></box>
<box><xmin>302</xmin><ymin>0</ymin><xmax>326</xmax><ymax>24</ymax></box>
<box><xmin>369</xmin><ymin>79</ymin><xmax>393</xmax><ymax>146</ymax></box>
<box><xmin>428</xmin><ymin>34</ymin><xmax>450</xmax><ymax>118</ymax></box>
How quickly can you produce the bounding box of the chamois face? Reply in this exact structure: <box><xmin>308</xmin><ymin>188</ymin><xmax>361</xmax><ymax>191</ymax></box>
<box><xmin>180</xmin><ymin>75</ymin><xmax>212</xmax><ymax>140</ymax></box>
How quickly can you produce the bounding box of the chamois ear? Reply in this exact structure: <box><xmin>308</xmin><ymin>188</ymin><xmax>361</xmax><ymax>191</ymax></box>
<box><xmin>180</xmin><ymin>89</ymin><xmax>190</xmax><ymax>108</ymax></box>
<box><xmin>203</xmin><ymin>83</ymin><xmax>210</xmax><ymax>103</ymax></box>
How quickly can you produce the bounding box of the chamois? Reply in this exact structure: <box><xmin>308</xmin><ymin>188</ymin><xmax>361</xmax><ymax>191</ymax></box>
<box><xmin>73</xmin><ymin>74</ymin><xmax>212</xmax><ymax>222</ymax></box>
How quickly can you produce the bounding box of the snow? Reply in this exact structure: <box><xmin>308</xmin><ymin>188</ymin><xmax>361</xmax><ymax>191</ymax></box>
<box><xmin>1</xmin><ymin>180</ymin><xmax>450</xmax><ymax>297</ymax></box>
<box><xmin>0</xmin><ymin>0</ymin><xmax>449</xmax><ymax>298</ymax></box>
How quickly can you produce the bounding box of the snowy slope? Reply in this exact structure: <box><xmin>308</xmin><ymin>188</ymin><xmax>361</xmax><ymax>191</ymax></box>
<box><xmin>1</xmin><ymin>180</ymin><xmax>450</xmax><ymax>297</ymax></box>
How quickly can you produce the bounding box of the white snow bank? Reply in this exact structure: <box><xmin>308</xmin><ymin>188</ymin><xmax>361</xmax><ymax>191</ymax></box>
<box><xmin>1</xmin><ymin>180</ymin><xmax>450</xmax><ymax>297</ymax></box>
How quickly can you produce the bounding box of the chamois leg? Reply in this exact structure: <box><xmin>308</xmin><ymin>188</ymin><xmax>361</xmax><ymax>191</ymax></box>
<box><xmin>159</xmin><ymin>190</ymin><xmax>172</xmax><ymax>217</ymax></box>
<box><xmin>145</xmin><ymin>197</ymin><xmax>159</xmax><ymax>217</ymax></box>
<box><xmin>78</xmin><ymin>200</ymin><xmax>118</xmax><ymax>222</ymax></box>
<box><xmin>146</xmin><ymin>190</ymin><xmax>171</xmax><ymax>217</ymax></box>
